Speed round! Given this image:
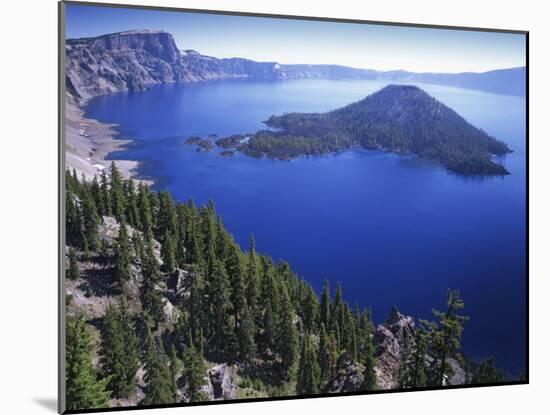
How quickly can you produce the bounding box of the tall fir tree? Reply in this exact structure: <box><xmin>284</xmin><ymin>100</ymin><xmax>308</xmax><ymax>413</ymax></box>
<box><xmin>110</xmin><ymin>162</ymin><xmax>126</xmax><ymax>223</ymax></box>
<box><xmin>208</xmin><ymin>258</ymin><xmax>237</xmax><ymax>359</ymax></box>
<box><xmin>113</xmin><ymin>221</ymin><xmax>131</xmax><ymax>285</ymax></box>
<box><xmin>297</xmin><ymin>334</ymin><xmax>321</xmax><ymax>395</ymax></box>
<box><xmin>67</xmin><ymin>248</ymin><xmax>80</xmax><ymax>280</ymax></box>
<box><xmin>226</xmin><ymin>243</ymin><xmax>245</xmax><ymax>330</ymax></box>
<box><xmin>66</xmin><ymin>317</ymin><xmax>110</xmax><ymax>410</ymax></box>
<box><xmin>100</xmin><ymin>169</ymin><xmax>112</xmax><ymax>216</ymax></box>
<box><xmin>361</xmin><ymin>332</ymin><xmax>377</xmax><ymax>391</ymax></box>
<box><xmin>142</xmin><ymin>326</ymin><xmax>173</xmax><ymax>405</ymax></box>
<box><xmin>237</xmin><ymin>302</ymin><xmax>257</xmax><ymax>363</ymax></box>
<box><xmin>182</xmin><ymin>332</ymin><xmax>207</xmax><ymax>402</ymax></box>
<box><xmin>99</xmin><ymin>300</ymin><xmax>140</xmax><ymax>399</ymax></box>
<box><xmin>161</xmin><ymin>230</ymin><xmax>177</xmax><ymax>274</ymax></box>
<box><xmin>125</xmin><ymin>178</ymin><xmax>141</xmax><ymax>230</ymax></box>
<box><xmin>422</xmin><ymin>289</ymin><xmax>468</xmax><ymax>387</ymax></box>
<box><xmin>246</xmin><ymin>234</ymin><xmax>260</xmax><ymax>319</ymax></box>
<box><xmin>138</xmin><ymin>182</ymin><xmax>153</xmax><ymax>241</ymax></box>
<box><xmin>140</xmin><ymin>240</ymin><xmax>165</xmax><ymax>326</ymax></box>
<box><xmin>169</xmin><ymin>345</ymin><xmax>182</xmax><ymax>402</ymax></box>
<box><xmin>278</xmin><ymin>285</ymin><xmax>299</xmax><ymax>380</ymax></box>
<box><xmin>80</xmin><ymin>184</ymin><xmax>100</xmax><ymax>251</ymax></box>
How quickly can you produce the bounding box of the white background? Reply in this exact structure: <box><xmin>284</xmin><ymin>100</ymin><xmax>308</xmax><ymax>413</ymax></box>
<box><xmin>0</xmin><ymin>0</ymin><xmax>546</xmax><ymax>413</ymax></box>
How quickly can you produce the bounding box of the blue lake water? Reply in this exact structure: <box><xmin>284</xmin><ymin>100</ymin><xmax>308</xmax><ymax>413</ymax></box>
<box><xmin>84</xmin><ymin>78</ymin><xmax>526</xmax><ymax>375</ymax></box>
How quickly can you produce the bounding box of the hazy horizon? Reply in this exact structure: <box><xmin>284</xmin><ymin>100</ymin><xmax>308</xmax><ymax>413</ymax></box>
<box><xmin>66</xmin><ymin>4</ymin><xmax>526</xmax><ymax>74</ymax></box>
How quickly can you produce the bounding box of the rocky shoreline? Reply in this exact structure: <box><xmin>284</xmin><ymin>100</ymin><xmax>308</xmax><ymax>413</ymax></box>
<box><xmin>64</xmin><ymin>100</ymin><xmax>146</xmax><ymax>182</ymax></box>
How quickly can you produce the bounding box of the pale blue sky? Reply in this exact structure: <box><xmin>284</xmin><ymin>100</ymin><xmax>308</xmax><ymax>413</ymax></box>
<box><xmin>66</xmin><ymin>3</ymin><xmax>526</xmax><ymax>73</ymax></box>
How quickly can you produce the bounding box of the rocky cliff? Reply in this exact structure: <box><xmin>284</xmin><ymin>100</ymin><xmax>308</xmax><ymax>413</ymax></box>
<box><xmin>65</xmin><ymin>30</ymin><xmax>525</xmax><ymax>105</ymax></box>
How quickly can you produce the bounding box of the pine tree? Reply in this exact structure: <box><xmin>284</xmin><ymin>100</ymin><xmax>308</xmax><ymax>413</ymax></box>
<box><xmin>278</xmin><ymin>285</ymin><xmax>299</xmax><ymax>380</ymax></box>
<box><xmin>66</xmin><ymin>193</ymin><xmax>80</xmax><ymax>247</ymax></box>
<box><xmin>100</xmin><ymin>169</ymin><xmax>112</xmax><ymax>216</ymax></box>
<box><xmin>142</xmin><ymin>326</ymin><xmax>172</xmax><ymax>405</ymax></box>
<box><xmin>119</xmin><ymin>297</ymin><xmax>140</xmax><ymax>395</ymax></box>
<box><xmin>140</xmin><ymin>241</ymin><xmax>165</xmax><ymax>326</ymax></box>
<box><xmin>81</xmin><ymin>185</ymin><xmax>100</xmax><ymax>251</ymax></box>
<box><xmin>246</xmin><ymin>234</ymin><xmax>260</xmax><ymax>321</ymax></box>
<box><xmin>182</xmin><ymin>333</ymin><xmax>207</xmax><ymax>402</ymax></box>
<box><xmin>237</xmin><ymin>303</ymin><xmax>257</xmax><ymax>363</ymax></box>
<box><xmin>261</xmin><ymin>273</ymin><xmax>280</xmax><ymax>356</ymax></box>
<box><xmin>330</xmin><ymin>283</ymin><xmax>345</xmax><ymax>344</ymax></box>
<box><xmin>138</xmin><ymin>182</ymin><xmax>153</xmax><ymax>241</ymax></box>
<box><xmin>397</xmin><ymin>333</ymin><xmax>414</xmax><ymax>388</ymax></box>
<box><xmin>169</xmin><ymin>345</ymin><xmax>181</xmax><ymax>401</ymax></box>
<box><xmin>187</xmin><ymin>268</ymin><xmax>205</xmax><ymax>344</ymax></box>
<box><xmin>409</xmin><ymin>327</ymin><xmax>427</xmax><ymax>388</ymax></box>
<box><xmin>297</xmin><ymin>334</ymin><xmax>321</xmax><ymax>395</ymax></box>
<box><xmin>226</xmin><ymin>243</ymin><xmax>245</xmax><ymax>330</ymax></box>
<box><xmin>67</xmin><ymin>248</ymin><xmax>80</xmax><ymax>280</ymax></box>
<box><xmin>132</xmin><ymin>231</ymin><xmax>145</xmax><ymax>265</ymax></box>
<box><xmin>110</xmin><ymin>162</ymin><xmax>126</xmax><ymax>223</ymax></box>
<box><xmin>422</xmin><ymin>289</ymin><xmax>468</xmax><ymax>387</ymax></box>
<box><xmin>66</xmin><ymin>317</ymin><xmax>110</xmax><ymax>410</ymax></box>
<box><xmin>361</xmin><ymin>332</ymin><xmax>377</xmax><ymax>391</ymax></box>
<box><xmin>349</xmin><ymin>325</ymin><xmax>358</xmax><ymax>364</ymax></box>
<box><xmin>125</xmin><ymin>178</ymin><xmax>141</xmax><ymax>229</ymax></box>
<box><xmin>91</xmin><ymin>175</ymin><xmax>105</xmax><ymax>218</ymax></box>
<box><xmin>302</xmin><ymin>287</ymin><xmax>319</xmax><ymax>333</ymax></box>
<box><xmin>320</xmin><ymin>279</ymin><xmax>330</xmax><ymax>331</ymax></box>
<box><xmin>156</xmin><ymin>191</ymin><xmax>177</xmax><ymax>242</ymax></box>
<box><xmin>208</xmin><ymin>258</ymin><xmax>237</xmax><ymax>359</ymax></box>
<box><xmin>161</xmin><ymin>230</ymin><xmax>177</xmax><ymax>274</ymax></box>
<box><xmin>113</xmin><ymin>221</ymin><xmax>131</xmax><ymax>285</ymax></box>
<box><xmin>470</xmin><ymin>357</ymin><xmax>505</xmax><ymax>384</ymax></box>
<box><xmin>318</xmin><ymin>323</ymin><xmax>330</xmax><ymax>385</ymax></box>
<box><xmin>99</xmin><ymin>298</ymin><xmax>139</xmax><ymax>399</ymax></box>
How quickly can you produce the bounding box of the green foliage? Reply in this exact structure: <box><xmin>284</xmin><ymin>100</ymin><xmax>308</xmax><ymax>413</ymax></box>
<box><xmin>142</xmin><ymin>325</ymin><xmax>173</xmax><ymax>405</ymax></box>
<box><xmin>67</xmin><ymin>248</ymin><xmax>80</xmax><ymax>280</ymax></box>
<box><xmin>100</xmin><ymin>298</ymin><xmax>139</xmax><ymax>398</ymax></box>
<box><xmin>66</xmin><ymin>317</ymin><xmax>110</xmax><ymax>410</ymax></box>
<box><xmin>421</xmin><ymin>289</ymin><xmax>469</xmax><ymax>387</ymax></box>
<box><xmin>278</xmin><ymin>285</ymin><xmax>299</xmax><ymax>380</ymax></box>
<box><xmin>140</xmin><ymin>240</ymin><xmax>165</xmax><ymax>326</ymax></box>
<box><xmin>182</xmin><ymin>333</ymin><xmax>207</xmax><ymax>402</ymax></box>
<box><xmin>470</xmin><ymin>357</ymin><xmax>506</xmax><ymax>384</ymax></box>
<box><xmin>110</xmin><ymin>162</ymin><xmax>126</xmax><ymax>223</ymax></box>
<box><xmin>113</xmin><ymin>221</ymin><xmax>131</xmax><ymax>285</ymax></box>
<box><xmin>169</xmin><ymin>345</ymin><xmax>182</xmax><ymax>401</ymax></box>
<box><xmin>296</xmin><ymin>334</ymin><xmax>321</xmax><ymax>395</ymax></box>
<box><xmin>361</xmin><ymin>332</ymin><xmax>377</xmax><ymax>391</ymax></box>
<box><xmin>237</xmin><ymin>303</ymin><xmax>257</xmax><ymax>363</ymax></box>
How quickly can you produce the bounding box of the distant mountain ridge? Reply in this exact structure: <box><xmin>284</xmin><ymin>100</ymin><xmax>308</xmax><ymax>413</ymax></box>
<box><xmin>65</xmin><ymin>30</ymin><xmax>526</xmax><ymax>104</ymax></box>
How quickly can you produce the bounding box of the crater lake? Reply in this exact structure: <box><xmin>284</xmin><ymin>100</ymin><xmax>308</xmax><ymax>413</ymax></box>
<box><xmin>84</xmin><ymin>78</ymin><xmax>526</xmax><ymax>375</ymax></box>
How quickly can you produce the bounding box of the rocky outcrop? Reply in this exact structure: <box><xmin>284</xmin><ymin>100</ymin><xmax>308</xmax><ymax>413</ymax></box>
<box><xmin>327</xmin><ymin>362</ymin><xmax>364</xmax><ymax>393</ymax></box>
<box><xmin>201</xmin><ymin>364</ymin><xmax>237</xmax><ymax>400</ymax></box>
<box><xmin>373</xmin><ymin>306</ymin><xmax>416</xmax><ymax>389</ymax></box>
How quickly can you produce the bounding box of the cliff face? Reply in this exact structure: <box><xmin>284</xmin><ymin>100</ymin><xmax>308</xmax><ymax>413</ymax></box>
<box><xmin>65</xmin><ymin>30</ymin><xmax>525</xmax><ymax>105</ymax></box>
<box><xmin>66</xmin><ymin>30</ymin><xmax>188</xmax><ymax>103</ymax></box>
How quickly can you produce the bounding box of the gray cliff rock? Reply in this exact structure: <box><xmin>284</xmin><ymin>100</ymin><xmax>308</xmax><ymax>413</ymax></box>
<box><xmin>201</xmin><ymin>364</ymin><xmax>237</xmax><ymax>400</ymax></box>
<box><xmin>373</xmin><ymin>306</ymin><xmax>416</xmax><ymax>390</ymax></box>
<box><xmin>327</xmin><ymin>362</ymin><xmax>364</xmax><ymax>393</ymax></box>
